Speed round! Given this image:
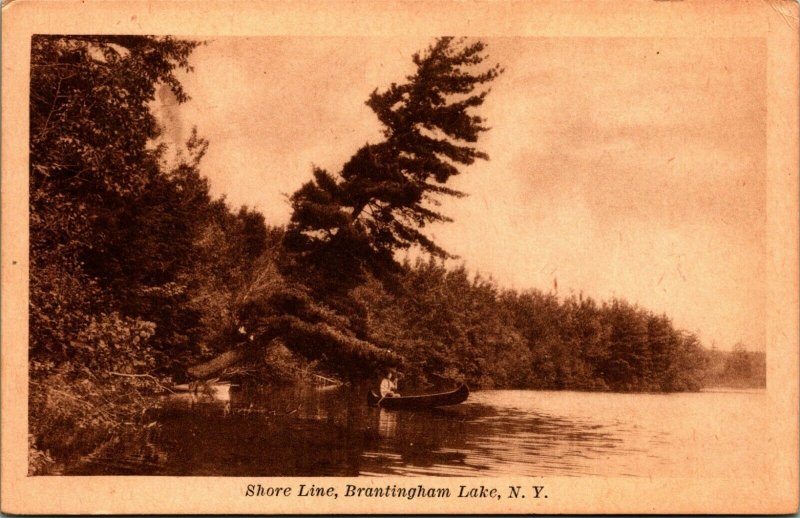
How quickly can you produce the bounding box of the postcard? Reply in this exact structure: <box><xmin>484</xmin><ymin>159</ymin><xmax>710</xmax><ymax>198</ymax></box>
<box><xmin>2</xmin><ymin>0</ymin><xmax>798</xmax><ymax>514</ymax></box>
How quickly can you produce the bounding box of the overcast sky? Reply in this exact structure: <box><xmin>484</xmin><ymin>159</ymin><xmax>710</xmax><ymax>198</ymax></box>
<box><xmin>157</xmin><ymin>37</ymin><xmax>767</xmax><ymax>351</ymax></box>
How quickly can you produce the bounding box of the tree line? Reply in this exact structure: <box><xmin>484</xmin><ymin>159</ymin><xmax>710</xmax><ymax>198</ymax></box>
<box><xmin>703</xmin><ymin>344</ymin><xmax>766</xmax><ymax>389</ymax></box>
<box><xmin>28</xmin><ymin>35</ymin><xmax>759</xmax><ymax>473</ymax></box>
<box><xmin>352</xmin><ymin>258</ymin><xmax>710</xmax><ymax>392</ymax></box>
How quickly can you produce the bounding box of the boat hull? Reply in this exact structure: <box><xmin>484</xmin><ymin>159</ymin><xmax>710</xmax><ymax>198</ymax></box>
<box><xmin>367</xmin><ymin>384</ymin><xmax>469</xmax><ymax>409</ymax></box>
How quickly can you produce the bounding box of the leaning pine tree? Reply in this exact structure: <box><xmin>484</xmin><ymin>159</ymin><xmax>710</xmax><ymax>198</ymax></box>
<box><xmin>285</xmin><ymin>37</ymin><xmax>502</xmax><ymax>294</ymax></box>
<box><xmin>189</xmin><ymin>37</ymin><xmax>502</xmax><ymax>380</ymax></box>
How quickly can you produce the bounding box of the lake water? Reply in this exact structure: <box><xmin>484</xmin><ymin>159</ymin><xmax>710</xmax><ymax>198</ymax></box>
<box><xmin>66</xmin><ymin>385</ymin><xmax>767</xmax><ymax>477</ymax></box>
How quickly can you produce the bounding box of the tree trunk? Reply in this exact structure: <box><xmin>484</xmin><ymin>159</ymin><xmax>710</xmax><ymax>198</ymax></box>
<box><xmin>187</xmin><ymin>349</ymin><xmax>247</xmax><ymax>379</ymax></box>
<box><xmin>186</xmin><ymin>323</ymin><xmax>286</xmax><ymax>379</ymax></box>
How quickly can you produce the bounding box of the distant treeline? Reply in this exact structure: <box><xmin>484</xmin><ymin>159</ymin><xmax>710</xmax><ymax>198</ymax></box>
<box><xmin>703</xmin><ymin>347</ymin><xmax>766</xmax><ymax>389</ymax></box>
<box><xmin>28</xmin><ymin>35</ymin><xmax>762</xmax><ymax>473</ymax></box>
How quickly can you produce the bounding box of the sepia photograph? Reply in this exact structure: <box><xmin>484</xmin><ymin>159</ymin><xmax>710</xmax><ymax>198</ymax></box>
<box><xmin>2</xmin><ymin>0</ymin><xmax>798</xmax><ymax>514</ymax></box>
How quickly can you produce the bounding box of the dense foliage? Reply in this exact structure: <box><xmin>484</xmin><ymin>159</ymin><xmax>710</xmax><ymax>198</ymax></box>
<box><xmin>28</xmin><ymin>35</ymin><xmax>755</xmax><ymax>474</ymax></box>
<box><xmin>28</xmin><ymin>34</ymin><xmax>278</xmax><ymax>472</ymax></box>
<box><xmin>355</xmin><ymin>259</ymin><xmax>708</xmax><ymax>392</ymax></box>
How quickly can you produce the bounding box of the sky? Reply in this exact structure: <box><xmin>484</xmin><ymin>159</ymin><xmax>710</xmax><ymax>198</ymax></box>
<box><xmin>156</xmin><ymin>37</ymin><xmax>767</xmax><ymax>351</ymax></box>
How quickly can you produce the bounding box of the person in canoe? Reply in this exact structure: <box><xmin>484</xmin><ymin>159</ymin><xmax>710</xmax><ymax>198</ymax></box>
<box><xmin>379</xmin><ymin>369</ymin><xmax>401</xmax><ymax>398</ymax></box>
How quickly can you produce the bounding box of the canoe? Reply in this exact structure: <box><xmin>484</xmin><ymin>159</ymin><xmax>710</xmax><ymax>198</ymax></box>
<box><xmin>367</xmin><ymin>384</ymin><xmax>469</xmax><ymax>410</ymax></box>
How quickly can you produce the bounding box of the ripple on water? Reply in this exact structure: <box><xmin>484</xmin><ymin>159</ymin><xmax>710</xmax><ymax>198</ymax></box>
<box><xmin>62</xmin><ymin>387</ymin><xmax>766</xmax><ymax>477</ymax></box>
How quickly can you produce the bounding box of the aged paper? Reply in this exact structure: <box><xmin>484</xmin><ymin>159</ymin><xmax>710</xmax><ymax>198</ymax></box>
<box><xmin>2</xmin><ymin>0</ymin><xmax>798</xmax><ymax>514</ymax></box>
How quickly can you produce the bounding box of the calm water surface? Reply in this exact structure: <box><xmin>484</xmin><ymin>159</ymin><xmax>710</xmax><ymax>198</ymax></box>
<box><xmin>66</xmin><ymin>385</ymin><xmax>767</xmax><ymax>477</ymax></box>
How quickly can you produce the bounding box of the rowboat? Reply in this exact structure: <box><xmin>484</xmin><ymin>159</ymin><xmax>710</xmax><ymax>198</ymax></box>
<box><xmin>367</xmin><ymin>383</ymin><xmax>469</xmax><ymax>409</ymax></box>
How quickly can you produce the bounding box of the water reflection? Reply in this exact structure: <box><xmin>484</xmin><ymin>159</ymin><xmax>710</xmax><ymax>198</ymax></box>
<box><xmin>64</xmin><ymin>386</ymin><xmax>767</xmax><ymax>478</ymax></box>
<box><xmin>378</xmin><ymin>409</ymin><xmax>397</xmax><ymax>438</ymax></box>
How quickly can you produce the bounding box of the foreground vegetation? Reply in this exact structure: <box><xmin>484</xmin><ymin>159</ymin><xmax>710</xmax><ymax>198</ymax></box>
<box><xmin>28</xmin><ymin>35</ymin><xmax>764</xmax><ymax>474</ymax></box>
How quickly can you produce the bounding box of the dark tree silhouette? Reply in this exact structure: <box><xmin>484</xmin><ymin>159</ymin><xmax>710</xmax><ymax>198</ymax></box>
<box><xmin>187</xmin><ymin>38</ymin><xmax>503</xmax><ymax>380</ymax></box>
<box><xmin>284</xmin><ymin>38</ymin><xmax>502</xmax><ymax>297</ymax></box>
<box><xmin>29</xmin><ymin>35</ymin><xmax>199</xmax><ymax>358</ymax></box>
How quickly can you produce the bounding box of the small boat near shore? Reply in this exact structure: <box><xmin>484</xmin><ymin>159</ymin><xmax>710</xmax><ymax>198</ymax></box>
<box><xmin>367</xmin><ymin>384</ymin><xmax>469</xmax><ymax>410</ymax></box>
